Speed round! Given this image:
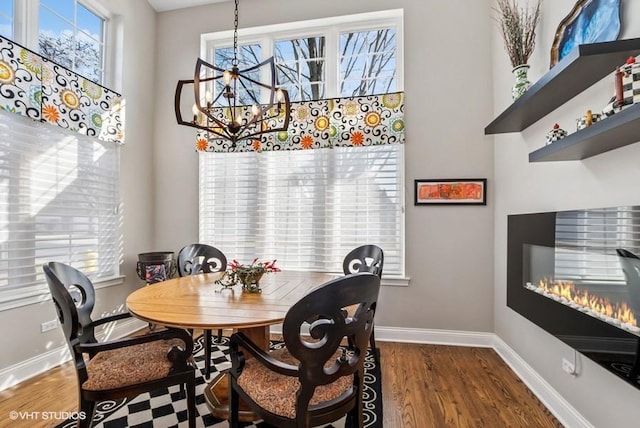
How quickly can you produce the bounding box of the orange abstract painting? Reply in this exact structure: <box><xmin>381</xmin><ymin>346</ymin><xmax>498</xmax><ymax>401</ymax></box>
<box><xmin>415</xmin><ymin>179</ymin><xmax>486</xmax><ymax>205</ymax></box>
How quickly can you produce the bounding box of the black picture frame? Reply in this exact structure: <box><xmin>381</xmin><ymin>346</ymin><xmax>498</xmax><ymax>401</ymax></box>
<box><xmin>414</xmin><ymin>178</ymin><xmax>487</xmax><ymax>206</ymax></box>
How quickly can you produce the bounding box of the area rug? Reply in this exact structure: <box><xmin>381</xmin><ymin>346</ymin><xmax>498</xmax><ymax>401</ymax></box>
<box><xmin>56</xmin><ymin>335</ymin><xmax>382</xmax><ymax>428</ymax></box>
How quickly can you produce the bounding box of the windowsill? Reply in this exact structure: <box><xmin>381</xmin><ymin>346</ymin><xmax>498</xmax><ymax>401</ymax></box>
<box><xmin>0</xmin><ymin>275</ymin><xmax>126</xmax><ymax>312</ymax></box>
<box><xmin>381</xmin><ymin>276</ymin><xmax>410</xmax><ymax>287</ymax></box>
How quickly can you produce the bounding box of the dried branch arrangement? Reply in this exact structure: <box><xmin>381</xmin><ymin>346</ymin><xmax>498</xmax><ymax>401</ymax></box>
<box><xmin>494</xmin><ymin>0</ymin><xmax>542</xmax><ymax>67</ymax></box>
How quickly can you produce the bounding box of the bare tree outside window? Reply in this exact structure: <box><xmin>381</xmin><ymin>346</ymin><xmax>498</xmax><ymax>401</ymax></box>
<box><xmin>275</xmin><ymin>37</ymin><xmax>325</xmax><ymax>101</ymax></box>
<box><xmin>38</xmin><ymin>1</ymin><xmax>104</xmax><ymax>83</ymax></box>
<box><xmin>340</xmin><ymin>28</ymin><xmax>397</xmax><ymax>97</ymax></box>
<box><xmin>214</xmin><ymin>44</ymin><xmax>262</xmax><ymax>106</ymax></box>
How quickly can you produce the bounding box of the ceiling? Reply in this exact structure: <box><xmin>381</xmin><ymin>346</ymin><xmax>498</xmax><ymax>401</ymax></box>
<box><xmin>147</xmin><ymin>0</ymin><xmax>229</xmax><ymax>12</ymax></box>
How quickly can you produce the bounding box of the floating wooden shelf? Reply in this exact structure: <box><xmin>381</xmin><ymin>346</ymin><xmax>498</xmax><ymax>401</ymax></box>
<box><xmin>485</xmin><ymin>38</ymin><xmax>640</xmax><ymax>135</ymax></box>
<box><xmin>529</xmin><ymin>103</ymin><xmax>640</xmax><ymax>162</ymax></box>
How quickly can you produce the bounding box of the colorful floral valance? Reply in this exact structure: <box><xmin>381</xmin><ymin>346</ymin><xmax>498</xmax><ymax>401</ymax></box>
<box><xmin>0</xmin><ymin>36</ymin><xmax>123</xmax><ymax>144</ymax></box>
<box><xmin>195</xmin><ymin>92</ymin><xmax>404</xmax><ymax>152</ymax></box>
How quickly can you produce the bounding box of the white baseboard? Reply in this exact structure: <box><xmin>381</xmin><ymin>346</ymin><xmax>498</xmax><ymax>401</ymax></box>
<box><xmin>0</xmin><ymin>321</ymin><xmax>592</xmax><ymax>428</ymax></box>
<box><xmin>0</xmin><ymin>317</ymin><xmax>146</xmax><ymax>391</ymax></box>
<box><xmin>492</xmin><ymin>336</ymin><xmax>594</xmax><ymax>428</ymax></box>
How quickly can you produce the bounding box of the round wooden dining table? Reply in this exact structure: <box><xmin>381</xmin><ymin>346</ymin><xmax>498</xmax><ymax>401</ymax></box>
<box><xmin>126</xmin><ymin>270</ymin><xmax>335</xmax><ymax>421</ymax></box>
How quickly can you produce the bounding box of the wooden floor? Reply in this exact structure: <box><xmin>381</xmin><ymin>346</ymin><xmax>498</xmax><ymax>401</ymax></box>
<box><xmin>0</xmin><ymin>339</ymin><xmax>562</xmax><ymax>428</ymax></box>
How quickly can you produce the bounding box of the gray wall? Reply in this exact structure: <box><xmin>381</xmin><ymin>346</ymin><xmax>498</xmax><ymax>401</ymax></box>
<box><xmin>153</xmin><ymin>0</ymin><xmax>496</xmax><ymax>335</ymax></box>
<box><xmin>492</xmin><ymin>1</ymin><xmax>640</xmax><ymax>426</ymax></box>
<box><xmin>0</xmin><ymin>0</ymin><xmax>157</xmax><ymax>370</ymax></box>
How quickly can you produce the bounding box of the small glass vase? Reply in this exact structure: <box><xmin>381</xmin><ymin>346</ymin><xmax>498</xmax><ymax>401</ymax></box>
<box><xmin>512</xmin><ymin>64</ymin><xmax>531</xmax><ymax>100</ymax></box>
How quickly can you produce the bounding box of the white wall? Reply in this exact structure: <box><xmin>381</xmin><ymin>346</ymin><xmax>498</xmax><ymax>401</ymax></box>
<box><xmin>153</xmin><ymin>0</ymin><xmax>496</xmax><ymax>334</ymax></box>
<box><xmin>492</xmin><ymin>1</ymin><xmax>640</xmax><ymax>426</ymax></box>
<box><xmin>0</xmin><ymin>0</ymin><xmax>157</xmax><ymax>372</ymax></box>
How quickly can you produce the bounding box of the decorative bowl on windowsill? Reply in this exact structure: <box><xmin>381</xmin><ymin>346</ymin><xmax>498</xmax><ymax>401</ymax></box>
<box><xmin>215</xmin><ymin>258</ymin><xmax>280</xmax><ymax>293</ymax></box>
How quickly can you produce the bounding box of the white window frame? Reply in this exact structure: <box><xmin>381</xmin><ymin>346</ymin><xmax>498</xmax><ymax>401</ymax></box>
<box><xmin>199</xmin><ymin>10</ymin><xmax>408</xmax><ymax>285</ymax></box>
<box><xmin>0</xmin><ymin>1</ymin><xmax>122</xmax><ymax>311</ymax></box>
<box><xmin>10</xmin><ymin>0</ymin><xmax>115</xmax><ymax>86</ymax></box>
<box><xmin>200</xmin><ymin>9</ymin><xmax>404</xmax><ymax>98</ymax></box>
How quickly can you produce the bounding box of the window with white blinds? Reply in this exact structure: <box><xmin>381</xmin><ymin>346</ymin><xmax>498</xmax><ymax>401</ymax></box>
<box><xmin>199</xmin><ymin>144</ymin><xmax>404</xmax><ymax>275</ymax></box>
<box><xmin>0</xmin><ymin>110</ymin><xmax>121</xmax><ymax>309</ymax></box>
<box><xmin>554</xmin><ymin>206</ymin><xmax>640</xmax><ymax>284</ymax></box>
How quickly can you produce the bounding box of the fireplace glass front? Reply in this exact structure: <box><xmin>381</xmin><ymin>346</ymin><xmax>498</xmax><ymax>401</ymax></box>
<box><xmin>508</xmin><ymin>207</ymin><xmax>640</xmax><ymax>389</ymax></box>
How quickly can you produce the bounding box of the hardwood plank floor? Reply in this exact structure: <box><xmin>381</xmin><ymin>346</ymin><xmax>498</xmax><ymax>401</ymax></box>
<box><xmin>0</xmin><ymin>339</ymin><xmax>562</xmax><ymax>427</ymax></box>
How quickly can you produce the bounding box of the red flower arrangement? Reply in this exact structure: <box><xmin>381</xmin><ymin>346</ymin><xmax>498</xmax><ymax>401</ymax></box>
<box><xmin>216</xmin><ymin>258</ymin><xmax>281</xmax><ymax>293</ymax></box>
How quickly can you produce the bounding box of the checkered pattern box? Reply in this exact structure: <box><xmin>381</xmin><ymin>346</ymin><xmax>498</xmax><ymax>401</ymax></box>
<box><xmin>621</xmin><ymin>60</ymin><xmax>640</xmax><ymax>106</ymax></box>
<box><xmin>576</xmin><ymin>112</ymin><xmax>602</xmax><ymax>131</ymax></box>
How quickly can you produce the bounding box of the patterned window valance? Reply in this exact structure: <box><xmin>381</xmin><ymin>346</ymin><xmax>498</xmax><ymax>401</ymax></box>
<box><xmin>195</xmin><ymin>92</ymin><xmax>404</xmax><ymax>152</ymax></box>
<box><xmin>0</xmin><ymin>36</ymin><xmax>124</xmax><ymax>144</ymax></box>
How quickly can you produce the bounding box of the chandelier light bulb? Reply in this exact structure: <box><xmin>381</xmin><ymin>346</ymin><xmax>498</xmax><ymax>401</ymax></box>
<box><xmin>223</xmin><ymin>70</ymin><xmax>232</xmax><ymax>86</ymax></box>
<box><xmin>205</xmin><ymin>90</ymin><xmax>213</xmax><ymax>104</ymax></box>
<box><xmin>251</xmin><ymin>104</ymin><xmax>259</xmax><ymax>117</ymax></box>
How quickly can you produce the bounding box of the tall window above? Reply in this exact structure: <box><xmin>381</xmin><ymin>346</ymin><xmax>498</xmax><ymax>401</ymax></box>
<box><xmin>38</xmin><ymin>0</ymin><xmax>105</xmax><ymax>83</ymax></box>
<box><xmin>0</xmin><ymin>1</ymin><xmax>13</xmax><ymax>39</ymax></box>
<box><xmin>200</xmin><ymin>11</ymin><xmax>405</xmax><ymax>277</ymax></box>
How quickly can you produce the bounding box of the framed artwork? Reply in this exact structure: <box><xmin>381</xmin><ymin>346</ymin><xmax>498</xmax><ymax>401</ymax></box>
<box><xmin>550</xmin><ymin>0</ymin><xmax>621</xmax><ymax>68</ymax></box>
<box><xmin>414</xmin><ymin>178</ymin><xmax>487</xmax><ymax>206</ymax></box>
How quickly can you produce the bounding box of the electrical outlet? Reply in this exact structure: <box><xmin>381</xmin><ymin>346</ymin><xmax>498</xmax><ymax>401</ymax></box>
<box><xmin>562</xmin><ymin>357</ymin><xmax>576</xmax><ymax>375</ymax></box>
<box><xmin>41</xmin><ymin>319</ymin><xmax>58</xmax><ymax>333</ymax></box>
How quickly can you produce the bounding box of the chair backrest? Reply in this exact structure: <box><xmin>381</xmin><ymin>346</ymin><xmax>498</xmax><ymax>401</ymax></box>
<box><xmin>342</xmin><ymin>245</ymin><xmax>384</xmax><ymax>278</ymax></box>
<box><xmin>282</xmin><ymin>273</ymin><xmax>380</xmax><ymax>403</ymax></box>
<box><xmin>177</xmin><ymin>244</ymin><xmax>227</xmax><ymax>277</ymax></box>
<box><xmin>43</xmin><ymin>262</ymin><xmax>98</xmax><ymax>353</ymax></box>
<box><xmin>617</xmin><ymin>248</ymin><xmax>640</xmax><ymax>317</ymax></box>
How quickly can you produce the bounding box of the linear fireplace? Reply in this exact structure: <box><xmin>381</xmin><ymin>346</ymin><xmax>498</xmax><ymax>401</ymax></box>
<box><xmin>508</xmin><ymin>208</ymin><xmax>640</xmax><ymax>389</ymax></box>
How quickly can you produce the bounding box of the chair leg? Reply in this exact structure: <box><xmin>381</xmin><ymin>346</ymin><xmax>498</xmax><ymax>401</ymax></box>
<box><xmin>229</xmin><ymin>379</ymin><xmax>239</xmax><ymax>428</ymax></box>
<box><xmin>217</xmin><ymin>328</ymin><xmax>223</xmax><ymax>343</ymax></box>
<box><xmin>78</xmin><ymin>394</ymin><xmax>96</xmax><ymax>428</ymax></box>
<box><xmin>186</xmin><ymin>376</ymin><xmax>196</xmax><ymax>428</ymax></box>
<box><xmin>369</xmin><ymin>326</ymin><xmax>379</xmax><ymax>362</ymax></box>
<box><xmin>204</xmin><ymin>329</ymin><xmax>212</xmax><ymax>379</ymax></box>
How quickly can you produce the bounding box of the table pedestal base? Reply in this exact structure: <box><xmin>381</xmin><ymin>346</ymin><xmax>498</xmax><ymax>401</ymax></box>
<box><xmin>204</xmin><ymin>325</ymin><xmax>270</xmax><ymax>421</ymax></box>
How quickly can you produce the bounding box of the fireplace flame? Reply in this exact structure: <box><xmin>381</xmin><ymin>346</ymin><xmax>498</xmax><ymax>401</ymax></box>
<box><xmin>536</xmin><ymin>278</ymin><xmax>638</xmax><ymax>327</ymax></box>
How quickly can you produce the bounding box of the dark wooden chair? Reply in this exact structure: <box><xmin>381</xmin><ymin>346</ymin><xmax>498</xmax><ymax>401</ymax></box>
<box><xmin>228</xmin><ymin>272</ymin><xmax>380</xmax><ymax>428</ymax></box>
<box><xmin>343</xmin><ymin>244</ymin><xmax>384</xmax><ymax>359</ymax></box>
<box><xmin>177</xmin><ymin>243</ymin><xmax>227</xmax><ymax>379</ymax></box>
<box><xmin>43</xmin><ymin>262</ymin><xmax>196</xmax><ymax>428</ymax></box>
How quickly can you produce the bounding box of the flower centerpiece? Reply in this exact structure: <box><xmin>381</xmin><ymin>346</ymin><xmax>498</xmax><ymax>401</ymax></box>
<box><xmin>494</xmin><ymin>0</ymin><xmax>542</xmax><ymax>99</ymax></box>
<box><xmin>216</xmin><ymin>258</ymin><xmax>281</xmax><ymax>293</ymax></box>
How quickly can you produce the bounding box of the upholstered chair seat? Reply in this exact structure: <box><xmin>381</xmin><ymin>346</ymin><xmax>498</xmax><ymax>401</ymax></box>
<box><xmin>229</xmin><ymin>272</ymin><xmax>380</xmax><ymax>428</ymax></box>
<box><xmin>43</xmin><ymin>261</ymin><xmax>197</xmax><ymax>428</ymax></box>
<box><xmin>83</xmin><ymin>338</ymin><xmax>185</xmax><ymax>391</ymax></box>
<box><xmin>237</xmin><ymin>348</ymin><xmax>352</xmax><ymax>419</ymax></box>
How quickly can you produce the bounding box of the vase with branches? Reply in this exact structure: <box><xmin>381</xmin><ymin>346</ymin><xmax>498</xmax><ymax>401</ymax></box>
<box><xmin>494</xmin><ymin>0</ymin><xmax>542</xmax><ymax>99</ymax></box>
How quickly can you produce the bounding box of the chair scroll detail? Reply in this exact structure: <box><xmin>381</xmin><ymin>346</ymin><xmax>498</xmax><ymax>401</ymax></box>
<box><xmin>343</xmin><ymin>244</ymin><xmax>384</xmax><ymax>360</ymax></box>
<box><xmin>177</xmin><ymin>243</ymin><xmax>228</xmax><ymax>379</ymax></box>
<box><xmin>228</xmin><ymin>272</ymin><xmax>380</xmax><ymax>428</ymax></box>
<box><xmin>43</xmin><ymin>261</ymin><xmax>196</xmax><ymax>428</ymax></box>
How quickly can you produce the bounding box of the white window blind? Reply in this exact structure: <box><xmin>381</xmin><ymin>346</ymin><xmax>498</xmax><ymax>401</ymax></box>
<box><xmin>0</xmin><ymin>110</ymin><xmax>120</xmax><ymax>307</ymax></box>
<box><xmin>199</xmin><ymin>144</ymin><xmax>404</xmax><ymax>276</ymax></box>
<box><xmin>555</xmin><ymin>207</ymin><xmax>640</xmax><ymax>283</ymax></box>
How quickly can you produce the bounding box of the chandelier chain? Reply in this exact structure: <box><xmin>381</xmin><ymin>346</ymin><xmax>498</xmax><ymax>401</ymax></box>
<box><xmin>232</xmin><ymin>0</ymin><xmax>239</xmax><ymax>67</ymax></box>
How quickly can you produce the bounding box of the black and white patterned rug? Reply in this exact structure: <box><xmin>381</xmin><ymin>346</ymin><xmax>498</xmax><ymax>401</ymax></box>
<box><xmin>56</xmin><ymin>335</ymin><xmax>383</xmax><ymax>428</ymax></box>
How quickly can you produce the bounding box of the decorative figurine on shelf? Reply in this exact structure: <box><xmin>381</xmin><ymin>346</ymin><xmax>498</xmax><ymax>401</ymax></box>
<box><xmin>494</xmin><ymin>0</ymin><xmax>542</xmax><ymax>100</ymax></box>
<box><xmin>546</xmin><ymin>123</ymin><xmax>567</xmax><ymax>145</ymax></box>
<box><xmin>602</xmin><ymin>56</ymin><xmax>640</xmax><ymax>117</ymax></box>
<box><xmin>576</xmin><ymin>110</ymin><xmax>601</xmax><ymax>131</ymax></box>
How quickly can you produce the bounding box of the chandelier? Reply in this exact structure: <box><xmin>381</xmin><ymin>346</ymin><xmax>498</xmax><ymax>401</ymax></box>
<box><xmin>174</xmin><ymin>0</ymin><xmax>290</xmax><ymax>146</ymax></box>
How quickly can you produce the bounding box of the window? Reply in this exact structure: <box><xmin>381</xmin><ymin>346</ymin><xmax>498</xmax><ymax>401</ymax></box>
<box><xmin>200</xmin><ymin>11</ymin><xmax>405</xmax><ymax>277</ymax></box>
<box><xmin>0</xmin><ymin>1</ymin><xmax>13</xmax><ymax>39</ymax></box>
<box><xmin>0</xmin><ymin>110</ymin><xmax>121</xmax><ymax>309</ymax></box>
<box><xmin>38</xmin><ymin>0</ymin><xmax>105</xmax><ymax>83</ymax></box>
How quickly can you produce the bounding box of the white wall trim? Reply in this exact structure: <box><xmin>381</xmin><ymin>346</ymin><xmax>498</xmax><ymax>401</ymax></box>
<box><xmin>492</xmin><ymin>336</ymin><xmax>594</xmax><ymax>428</ymax></box>
<box><xmin>0</xmin><ymin>317</ymin><xmax>146</xmax><ymax>391</ymax></box>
